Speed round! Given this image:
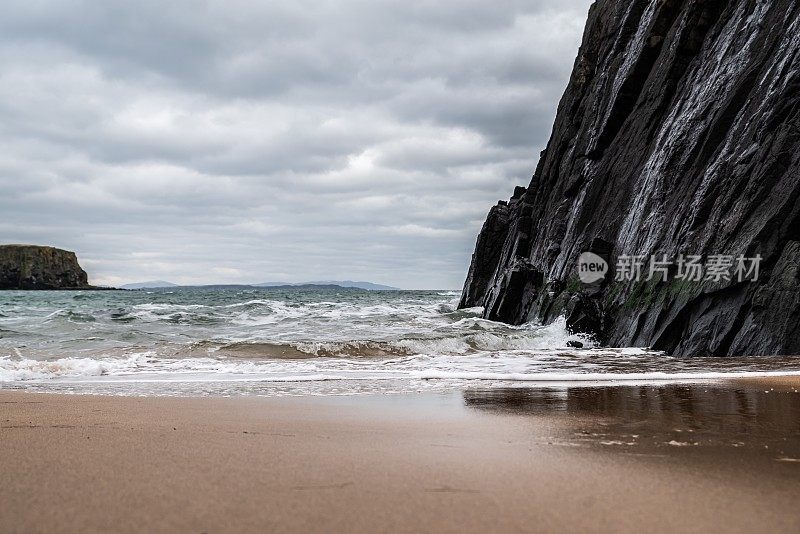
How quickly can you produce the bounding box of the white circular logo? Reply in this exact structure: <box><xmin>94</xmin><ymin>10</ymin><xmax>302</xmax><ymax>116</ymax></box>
<box><xmin>577</xmin><ymin>252</ymin><xmax>608</xmax><ymax>284</ymax></box>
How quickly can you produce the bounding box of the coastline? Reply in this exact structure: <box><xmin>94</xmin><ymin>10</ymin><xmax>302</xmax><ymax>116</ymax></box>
<box><xmin>2</xmin><ymin>379</ymin><xmax>800</xmax><ymax>533</ymax></box>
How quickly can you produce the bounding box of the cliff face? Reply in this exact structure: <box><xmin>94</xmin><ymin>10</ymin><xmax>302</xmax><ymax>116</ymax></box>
<box><xmin>461</xmin><ymin>0</ymin><xmax>800</xmax><ymax>356</ymax></box>
<box><xmin>0</xmin><ymin>245</ymin><xmax>90</xmax><ymax>290</ymax></box>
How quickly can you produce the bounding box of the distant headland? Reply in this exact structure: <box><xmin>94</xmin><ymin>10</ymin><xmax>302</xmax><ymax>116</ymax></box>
<box><xmin>0</xmin><ymin>244</ymin><xmax>99</xmax><ymax>290</ymax></box>
<box><xmin>120</xmin><ymin>280</ymin><xmax>400</xmax><ymax>291</ymax></box>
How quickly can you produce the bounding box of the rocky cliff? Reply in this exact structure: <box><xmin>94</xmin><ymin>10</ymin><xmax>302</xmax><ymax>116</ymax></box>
<box><xmin>460</xmin><ymin>0</ymin><xmax>800</xmax><ymax>356</ymax></box>
<box><xmin>0</xmin><ymin>245</ymin><xmax>91</xmax><ymax>290</ymax></box>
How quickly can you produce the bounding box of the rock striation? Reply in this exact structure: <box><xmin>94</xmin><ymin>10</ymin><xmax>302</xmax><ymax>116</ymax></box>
<box><xmin>460</xmin><ymin>0</ymin><xmax>800</xmax><ymax>356</ymax></box>
<box><xmin>0</xmin><ymin>245</ymin><xmax>91</xmax><ymax>290</ymax></box>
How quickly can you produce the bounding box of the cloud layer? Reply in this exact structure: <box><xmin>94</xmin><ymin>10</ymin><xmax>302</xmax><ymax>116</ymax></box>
<box><xmin>0</xmin><ymin>0</ymin><xmax>592</xmax><ymax>288</ymax></box>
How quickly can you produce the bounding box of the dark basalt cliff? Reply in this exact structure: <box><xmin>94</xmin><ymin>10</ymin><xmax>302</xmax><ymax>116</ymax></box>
<box><xmin>460</xmin><ymin>0</ymin><xmax>800</xmax><ymax>356</ymax></box>
<box><xmin>0</xmin><ymin>245</ymin><xmax>91</xmax><ymax>290</ymax></box>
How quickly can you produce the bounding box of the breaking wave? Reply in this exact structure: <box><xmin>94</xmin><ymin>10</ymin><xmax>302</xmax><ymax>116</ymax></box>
<box><xmin>2</xmin><ymin>287</ymin><xmax>800</xmax><ymax>396</ymax></box>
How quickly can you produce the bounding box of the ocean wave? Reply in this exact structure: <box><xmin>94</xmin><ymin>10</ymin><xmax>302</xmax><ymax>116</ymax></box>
<box><xmin>0</xmin><ymin>353</ymin><xmax>150</xmax><ymax>381</ymax></box>
<box><xmin>216</xmin><ymin>341</ymin><xmax>413</xmax><ymax>359</ymax></box>
<box><xmin>35</xmin><ymin>309</ymin><xmax>98</xmax><ymax>324</ymax></box>
<box><xmin>215</xmin><ymin>317</ymin><xmax>597</xmax><ymax>359</ymax></box>
<box><xmin>4</xmin><ymin>350</ymin><xmax>800</xmax><ymax>385</ymax></box>
<box><xmin>6</xmin><ymin>289</ymin><xmax>800</xmax><ymax>396</ymax></box>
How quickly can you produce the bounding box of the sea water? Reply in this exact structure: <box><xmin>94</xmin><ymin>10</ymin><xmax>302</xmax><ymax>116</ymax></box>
<box><xmin>1</xmin><ymin>287</ymin><xmax>799</xmax><ymax>396</ymax></box>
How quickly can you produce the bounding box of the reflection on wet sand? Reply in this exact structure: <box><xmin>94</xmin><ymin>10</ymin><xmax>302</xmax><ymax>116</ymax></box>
<box><xmin>463</xmin><ymin>382</ymin><xmax>800</xmax><ymax>461</ymax></box>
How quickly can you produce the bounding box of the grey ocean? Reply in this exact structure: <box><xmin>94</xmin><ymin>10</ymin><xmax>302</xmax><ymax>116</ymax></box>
<box><xmin>2</xmin><ymin>288</ymin><xmax>799</xmax><ymax>396</ymax></box>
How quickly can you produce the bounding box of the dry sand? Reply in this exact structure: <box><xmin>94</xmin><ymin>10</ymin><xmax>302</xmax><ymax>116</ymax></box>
<box><xmin>2</xmin><ymin>380</ymin><xmax>800</xmax><ymax>533</ymax></box>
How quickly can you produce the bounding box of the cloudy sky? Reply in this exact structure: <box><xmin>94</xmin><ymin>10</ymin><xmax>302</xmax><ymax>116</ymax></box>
<box><xmin>0</xmin><ymin>0</ymin><xmax>592</xmax><ymax>289</ymax></box>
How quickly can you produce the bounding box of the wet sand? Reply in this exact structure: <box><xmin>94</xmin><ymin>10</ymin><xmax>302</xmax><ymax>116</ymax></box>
<box><xmin>2</xmin><ymin>380</ymin><xmax>800</xmax><ymax>533</ymax></box>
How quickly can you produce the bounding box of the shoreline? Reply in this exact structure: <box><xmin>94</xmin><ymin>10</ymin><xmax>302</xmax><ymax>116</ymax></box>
<box><xmin>2</xmin><ymin>379</ymin><xmax>800</xmax><ymax>533</ymax></box>
<box><xmin>5</xmin><ymin>370</ymin><xmax>800</xmax><ymax>398</ymax></box>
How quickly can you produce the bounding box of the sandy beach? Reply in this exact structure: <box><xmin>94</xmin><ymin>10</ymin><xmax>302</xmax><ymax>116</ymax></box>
<box><xmin>2</xmin><ymin>380</ymin><xmax>800</xmax><ymax>533</ymax></box>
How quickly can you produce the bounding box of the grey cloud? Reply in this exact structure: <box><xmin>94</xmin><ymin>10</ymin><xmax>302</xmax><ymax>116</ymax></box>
<box><xmin>0</xmin><ymin>0</ymin><xmax>592</xmax><ymax>289</ymax></box>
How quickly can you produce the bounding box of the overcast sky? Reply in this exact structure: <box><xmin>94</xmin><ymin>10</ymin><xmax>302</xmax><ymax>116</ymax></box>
<box><xmin>0</xmin><ymin>0</ymin><xmax>592</xmax><ymax>289</ymax></box>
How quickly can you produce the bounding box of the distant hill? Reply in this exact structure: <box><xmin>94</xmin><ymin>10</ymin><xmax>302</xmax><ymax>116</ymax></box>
<box><xmin>119</xmin><ymin>280</ymin><xmax>179</xmax><ymax>289</ymax></box>
<box><xmin>309</xmin><ymin>280</ymin><xmax>399</xmax><ymax>291</ymax></box>
<box><xmin>256</xmin><ymin>281</ymin><xmax>399</xmax><ymax>291</ymax></box>
<box><xmin>118</xmin><ymin>280</ymin><xmax>399</xmax><ymax>291</ymax></box>
<box><xmin>170</xmin><ymin>284</ymin><xmax>359</xmax><ymax>291</ymax></box>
